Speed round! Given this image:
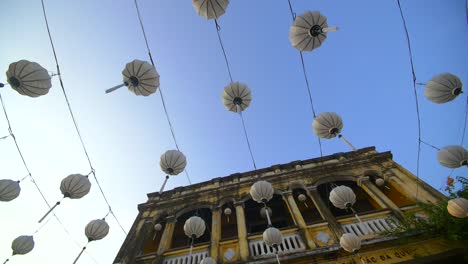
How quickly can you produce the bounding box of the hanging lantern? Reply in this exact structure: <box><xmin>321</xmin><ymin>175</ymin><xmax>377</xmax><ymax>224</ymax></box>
<box><xmin>222</xmin><ymin>82</ymin><xmax>252</xmax><ymax>113</ymax></box>
<box><xmin>160</xmin><ymin>150</ymin><xmax>187</xmax><ymax>175</ymax></box>
<box><xmin>39</xmin><ymin>174</ymin><xmax>91</xmax><ymax>223</ymax></box>
<box><xmin>193</xmin><ymin>0</ymin><xmax>229</xmax><ymax>20</ymax></box>
<box><xmin>200</xmin><ymin>257</ymin><xmax>217</xmax><ymax>264</ymax></box>
<box><xmin>289</xmin><ymin>11</ymin><xmax>338</xmax><ymax>52</ymax></box>
<box><xmin>0</xmin><ymin>179</ymin><xmax>21</xmax><ymax>202</ymax></box>
<box><xmin>11</xmin><ymin>235</ymin><xmax>34</xmax><ymax>255</ymax></box>
<box><xmin>260</xmin><ymin>207</ymin><xmax>272</xmax><ymax>219</ymax></box>
<box><xmin>184</xmin><ymin>216</ymin><xmax>206</xmax><ymax>239</ymax></box>
<box><xmin>250</xmin><ymin>181</ymin><xmax>274</xmax><ymax>203</ymax></box>
<box><xmin>74</xmin><ymin>219</ymin><xmax>110</xmax><ymax>264</ymax></box>
<box><xmin>106</xmin><ymin>59</ymin><xmax>159</xmax><ymax>96</ymax></box>
<box><xmin>312</xmin><ymin>112</ymin><xmax>356</xmax><ymax>150</ymax></box>
<box><xmin>447</xmin><ymin>198</ymin><xmax>468</xmax><ymax>218</ymax></box>
<box><xmin>298</xmin><ymin>194</ymin><xmax>309</xmax><ymax>208</ymax></box>
<box><xmin>424</xmin><ymin>73</ymin><xmax>463</xmax><ymax>104</ymax></box>
<box><xmin>263</xmin><ymin>227</ymin><xmax>283</xmax><ymax>248</ymax></box>
<box><xmin>437</xmin><ymin>145</ymin><xmax>468</xmax><ymax>168</ymax></box>
<box><xmin>5</xmin><ymin>60</ymin><xmax>52</xmax><ymax>97</ymax></box>
<box><xmin>153</xmin><ymin>223</ymin><xmax>163</xmax><ymax>240</ymax></box>
<box><xmin>224</xmin><ymin>207</ymin><xmax>232</xmax><ymax>216</ymax></box>
<box><xmin>329</xmin><ymin>185</ymin><xmax>356</xmax><ymax>210</ymax></box>
<box><xmin>375</xmin><ymin>178</ymin><xmax>385</xmax><ymax>187</ymax></box>
<box><xmin>340</xmin><ymin>233</ymin><xmax>361</xmax><ymax>253</ymax></box>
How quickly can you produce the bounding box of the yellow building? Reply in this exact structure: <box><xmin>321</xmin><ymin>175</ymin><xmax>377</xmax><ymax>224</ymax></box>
<box><xmin>114</xmin><ymin>147</ymin><xmax>465</xmax><ymax>264</ymax></box>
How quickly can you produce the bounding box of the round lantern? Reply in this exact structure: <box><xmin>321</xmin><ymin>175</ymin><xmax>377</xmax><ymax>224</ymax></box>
<box><xmin>0</xmin><ymin>179</ymin><xmax>21</xmax><ymax>202</ymax></box>
<box><xmin>160</xmin><ymin>150</ymin><xmax>187</xmax><ymax>175</ymax></box>
<box><xmin>329</xmin><ymin>185</ymin><xmax>356</xmax><ymax>210</ymax></box>
<box><xmin>312</xmin><ymin>112</ymin><xmax>343</xmax><ymax>139</ymax></box>
<box><xmin>6</xmin><ymin>60</ymin><xmax>52</xmax><ymax>97</ymax></box>
<box><xmin>11</xmin><ymin>235</ymin><xmax>34</xmax><ymax>255</ymax></box>
<box><xmin>289</xmin><ymin>11</ymin><xmax>338</xmax><ymax>52</ymax></box>
<box><xmin>200</xmin><ymin>257</ymin><xmax>217</xmax><ymax>264</ymax></box>
<box><xmin>263</xmin><ymin>227</ymin><xmax>283</xmax><ymax>248</ymax></box>
<box><xmin>193</xmin><ymin>0</ymin><xmax>229</xmax><ymax>20</ymax></box>
<box><xmin>298</xmin><ymin>194</ymin><xmax>307</xmax><ymax>202</ymax></box>
<box><xmin>437</xmin><ymin>145</ymin><xmax>468</xmax><ymax>168</ymax></box>
<box><xmin>250</xmin><ymin>181</ymin><xmax>274</xmax><ymax>203</ymax></box>
<box><xmin>447</xmin><ymin>198</ymin><xmax>468</xmax><ymax>218</ymax></box>
<box><xmin>39</xmin><ymin>174</ymin><xmax>91</xmax><ymax>223</ymax></box>
<box><xmin>184</xmin><ymin>216</ymin><xmax>206</xmax><ymax>239</ymax></box>
<box><xmin>106</xmin><ymin>59</ymin><xmax>159</xmax><ymax>96</ymax></box>
<box><xmin>260</xmin><ymin>207</ymin><xmax>272</xmax><ymax>219</ymax></box>
<box><xmin>224</xmin><ymin>207</ymin><xmax>232</xmax><ymax>216</ymax></box>
<box><xmin>222</xmin><ymin>82</ymin><xmax>252</xmax><ymax>113</ymax></box>
<box><xmin>375</xmin><ymin>178</ymin><xmax>385</xmax><ymax>187</ymax></box>
<box><xmin>85</xmin><ymin>219</ymin><xmax>110</xmax><ymax>241</ymax></box>
<box><xmin>154</xmin><ymin>223</ymin><xmax>162</xmax><ymax>232</ymax></box>
<box><xmin>424</xmin><ymin>73</ymin><xmax>463</xmax><ymax>104</ymax></box>
<box><xmin>340</xmin><ymin>233</ymin><xmax>361</xmax><ymax>253</ymax></box>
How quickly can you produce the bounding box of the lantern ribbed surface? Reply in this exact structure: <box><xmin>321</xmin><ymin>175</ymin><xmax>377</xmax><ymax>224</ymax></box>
<box><xmin>200</xmin><ymin>257</ymin><xmax>217</xmax><ymax>264</ymax></box>
<box><xmin>447</xmin><ymin>198</ymin><xmax>468</xmax><ymax>218</ymax></box>
<box><xmin>224</xmin><ymin>207</ymin><xmax>232</xmax><ymax>216</ymax></box>
<box><xmin>312</xmin><ymin>112</ymin><xmax>343</xmax><ymax>139</ymax></box>
<box><xmin>85</xmin><ymin>219</ymin><xmax>110</xmax><ymax>241</ymax></box>
<box><xmin>11</xmin><ymin>235</ymin><xmax>34</xmax><ymax>255</ymax></box>
<box><xmin>193</xmin><ymin>0</ymin><xmax>229</xmax><ymax>20</ymax></box>
<box><xmin>424</xmin><ymin>73</ymin><xmax>463</xmax><ymax>104</ymax></box>
<box><xmin>122</xmin><ymin>59</ymin><xmax>159</xmax><ymax>96</ymax></box>
<box><xmin>250</xmin><ymin>181</ymin><xmax>274</xmax><ymax>203</ymax></box>
<box><xmin>0</xmin><ymin>179</ymin><xmax>21</xmax><ymax>202</ymax></box>
<box><xmin>329</xmin><ymin>185</ymin><xmax>356</xmax><ymax>210</ymax></box>
<box><xmin>160</xmin><ymin>150</ymin><xmax>187</xmax><ymax>175</ymax></box>
<box><xmin>6</xmin><ymin>60</ymin><xmax>52</xmax><ymax>97</ymax></box>
<box><xmin>263</xmin><ymin>227</ymin><xmax>283</xmax><ymax>247</ymax></box>
<box><xmin>60</xmin><ymin>174</ymin><xmax>91</xmax><ymax>199</ymax></box>
<box><xmin>289</xmin><ymin>11</ymin><xmax>331</xmax><ymax>51</ymax></box>
<box><xmin>340</xmin><ymin>233</ymin><xmax>361</xmax><ymax>253</ymax></box>
<box><xmin>222</xmin><ymin>82</ymin><xmax>252</xmax><ymax>113</ymax></box>
<box><xmin>184</xmin><ymin>216</ymin><xmax>206</xmax><ymax>238</ymax></box>
<box><xmin>437</xmin><ymin>145</ymin><xmax>468</xmax><ymax>168</ymax></box>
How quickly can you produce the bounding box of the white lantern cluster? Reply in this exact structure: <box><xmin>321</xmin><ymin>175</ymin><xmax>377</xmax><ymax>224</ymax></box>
<box><xmin>193</xmin><ymin>0</ymin><xmax>229</xmax><ymax>20</ymax></box>
<box><xmin>424</xmin><ymin>73</ymin><xmax>463</xmax><ymax>104</ymax></box>
<box><xmin>312</xmin><ymin>112</ymin><xmax>356</xmax><ymax>150</ymax></box>
<box><xmin>6</xmin><ymin>60</ymin><xmax>52</xmax><ymax>97</ymax></box>
<box><xmin>159</xmin><ymin>150</ymin><xmax>187</xmax><ymax>193</ymax></box>
<box><xmin>106</xmin><ymin>59</ymin><xmax>159</xmax><ymax>96</ymax></box>
<box><xmin>447</xmin><ymin>198</ymin><xmax>468</xmax><ymax>218</ymax></box>
<box><xmin>222</xmin><ymin>82</ymin><xmax>252</xmax><ymax>113</ymax></box>
<box><xmin>73</xmin><ymin>219</ymin><xmax>110</xmax><ymax>264</ymax></box>
<box><xmin>289</xmin><ymin>11</ymin><xmax>338</xmax><ymax>52</ymax></box>
<box><xmin>437</xmin><ymin>145</ymin><xmax>468</xmax><ymax>169</ymax></box>
<box><xmin>0</xmin><ymin>179</ymin><xmax>21</xmax><ymax>202</ymax></box>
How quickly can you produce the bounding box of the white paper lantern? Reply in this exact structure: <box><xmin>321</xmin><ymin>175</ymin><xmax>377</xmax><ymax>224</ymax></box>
<box><xmin>312</xmin><ymin>112</ymin><xmax>343</xmax><ymax>139</ymax></box>
<box><xmin>298</xmin><ymin>194</ymin><xmax>307</xmax><ymax>202</ymax></box>
<box><xmin>200</xmin><ymin>257</ymin><xmax>217</xmax><ymax>264</ymax></box>
<box><xmin>11</xmin><ymin>235</ymin><xmax>34</xmax><ymax>255</ymax></box>
<box><xmin>222</xmin><ymin>82</ymin><xmax>252</xmax><ymax>113</ymax></box>
<box><xmin>154</xmin><ymin>223</ymin><xmax>163</xmax><ymax>231</ymax></box>
<box><xmin>260</xmin><ymin>207</ymin><xmax>272</xmax><ymax>219</ymax></box>
<box><xmin>437</xmin><ymin>145</ymin><xmax>468</xmax><ymax>168</ymax></box>
<box><xmin>106</xmin><ymin>59</ymin><xmax>159</xmax><ymax>96</ymax></box>
<box><xmin>289</xmin><ymin>11</ymin><xmax>337</xmax><ymax>52</ymax></box>
<box><xmin>60</xmin><ymin>174</ymin><xmax>91</xmax><ymax>199</ymax></box>
<box><xmin>224</xmin><ymin>208</ymin><xmax>232</xmax><ymax>216</ymax></box>
<box><xmin>85</xmin><ymin>219</ymin><xmax>110</xmax><ymax>241</ymax></box>
<box><xmin>184</xmin><ymin>216</ymin><xmax>206</xmax><ymax>238</ymax></box>
<box><xmin>329</xmin><ymin>185</ymin><xmax>356</xmax><ymax>210</ymax></box>
<box><xmin>160</xmin><ymin>150</ymin><xmax>187</xmax><ymax>175</ymax></box>
<box><xmin>263</xmin><ymin>227</ymin><xmax>283</xmax><ymax>247</ymax></box>
<box><xmin>340</xmin><ymin>233</ymin><xmax>361</xmax><ymax>253</ymax></box>
<box><xmin>0</xmin><ymin>179</ymin><xmax>21</xmax><ymax>202</ymax></box>
<box><xmin>424</xmin><ymin>73</ymin><xmax>463</xmax><ymax>104</ymax></box>
<box><xmin>375</xmin><ymin>178</ymin><xmax>385</xmax><ymax>187</ymax></box>
<box><xmin>193</xmin><ymin>0</ymin><xmax>229</xmax><ymax>20</ymax></box>
<box><xmin>6</xmin><ymin>60</ymin><xmax>52</xmax><ymax>97</ymax></box>
<box><xmin>447</xmin><ymin>198</ymin><xmax>468</xmax><ymax>218</ymax></box>
<box><xmin>250</xmin><ymin>181</ymin><xmax>274</xmax><ymax>203</ymax></box>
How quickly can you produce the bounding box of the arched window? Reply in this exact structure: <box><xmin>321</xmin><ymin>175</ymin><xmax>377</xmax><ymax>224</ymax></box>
<box><xmin>221</xmin><ymin>202</ymin><xmax>238</xmax><ymax>240</ymax></box>
<box><xmin>292</xmin><ymin>188</ymin><xmax>322</xmax><ymax>224</ymax></box>
<box><xmin>244</xmin><ymin>194</ymin><xmax>295</xmax><ymax>235</ymax></box>
<box><xmin>171</xmin><ymin>208</ymin><xmax>212</xmax><ymax>249</ymax></box>
<box><xmin>318</xmin><ymin>181</ymin><xmax>381</xmax><ymax>218</ymax></box>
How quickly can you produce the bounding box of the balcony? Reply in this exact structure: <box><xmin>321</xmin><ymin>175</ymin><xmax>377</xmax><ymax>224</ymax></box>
<box><xmin>162</xmin><ymin>244</ymin><xmax>209</xmax><ymax>264</ymax></box>
<box><xmin>248</xmin><ymin>228</ymin><xmax>306</xmax><ymax>259</ymax></box>
<box><xmin>337</xmin><ymin>209</ymin><xmax>398</xmax><ymax>240</ymax></box>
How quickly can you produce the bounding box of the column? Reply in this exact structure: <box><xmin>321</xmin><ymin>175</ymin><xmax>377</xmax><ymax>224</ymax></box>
<box><xmin>307</xmin><ymin>186</ymin><xmax>344</xmax><ymax>239</ymax></box>
<box><xmin>156</xmin><ymin>215</ymin><xmax>176</xmax><ymax>255</ymax></box>
<box><xmin>235</xmin><ymin>201</ymin><xmax>249</xmax><ymax>261</ymax></box>
<box><xmin>210</xmin><ymin>207</ymin><xmax>222</xmax><ymax>261</ymax></box>
<box><xmin>358</xmin><ymin>177</ymin><xmax>404</xmax><ymax>220</ymax></box>
<box><xmin>283</xmin><ymin>191</ymin><xmax>316</xmax><ymax>249</ymax></box>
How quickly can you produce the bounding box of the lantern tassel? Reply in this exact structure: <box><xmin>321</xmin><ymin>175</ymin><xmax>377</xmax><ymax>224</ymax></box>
<box><xmin>3</xmin><ymin>258</ymin><xmax>9</xmax><ymax>264</ymax></box>
<box><xmin>355</xmin><ymin>252</ymin><xmax>365</xmax><ymax>264</ymax></box>
<box><xmin>350</xmin><ymin>207</ymin><xmax>370</xmax><ymax>234</ymax></box>
<box><xmin>105</xmin><ymin>83</ymin><xmax>125</xmax><ymax>94</ymax></box>
<box><xmin>338</xmin><ymin>134</ymin><xmax>356</xmax><ymax>151</ymax></box>
<box><xmin>188</xmin><ymin>237</ymin><xmax>194</xmax><ymax>264</ymax></box>
<box><xmin>322</xmin><ymin>26</ymin><xmax>338</xmax><ymax>33</ymax></box>
<box><xmin>263</xmin><ymin>203</ymin><xmax>272</xmax><ymax>226</ymax></box>
<box><xmin>275</xmin><ymin>254</ymin><xmax>281</xmax><ymax>264</ymax></box>
<box><xmin>153</xmin><ymin>231</ymin><xmax>158</xmax><ymax>240</ymax></box>
<box><xmin>303</xmin><ymin>202</ymin><xmax>309</xmax><ymax>208</ymax></box>
<box><xmin>159</xmin><ymin>175</ymin><xmax>170</xmax><ymax>194</ymax></box>
<box><xmin>38</xmin><ymin>199</ymin><xmax>62</xmax><ymax>223</ymax></box>
<box><xmin>227</xmin><ymin>215</ymin><xmax>230</xmax><ymax>223</ymax></box>
<box><xmin>72</xmin><ymin>246</ymin><xmax>86</xmax><ymax>264</ymax></box>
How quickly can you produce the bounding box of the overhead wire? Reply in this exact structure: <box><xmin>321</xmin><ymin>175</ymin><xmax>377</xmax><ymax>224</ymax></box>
<box><xmin>40</xmin><ymin>0</ymin><xmax>127</xmax><ymax>235</ymax></box>
<box><xmin>133</xmin><ymin>0</ymin><xmax>192</xmax><ymax>184</ymax></box>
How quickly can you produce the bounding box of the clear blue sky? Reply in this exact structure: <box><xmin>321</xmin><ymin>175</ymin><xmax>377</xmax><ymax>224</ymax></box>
<box><xmin>0</xmin><ymin>0</ymin><xmax>466</xmax><ymax>263</ymax></box>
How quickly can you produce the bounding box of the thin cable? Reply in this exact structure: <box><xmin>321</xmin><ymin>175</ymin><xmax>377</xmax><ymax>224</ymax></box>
<box><xmin>214</xmin><ymin>19</ymin><xmax>234</xmax><ymax>83</ymax></box>
<box><xmin>460</xmin><ymin>96</ymin><xmax>468</xmax><ymax>145</ymax></box>
<box><xmin>133</xmin><ymin>0</ymin><xmax>192</xmax><ymax>185</ymax></box>
<box><xmin>420</xmin><ymin>139</ymin><xmax>440</xmax><ymax>151</ymax></box>
<box><xmin>286</xmin><ymin>0</ymin><xmax>323</xmax><ymax>158</ymax></box>
<box><xmin>0</xmin><ymin>135</ymin><xmax>10</xmax><ymax>140</ymax></box>
<box><xmin>239</xmin><ymin>111</ymin><xmax>257</xmax><ymax>170</ymax></box>
<box><xmin>396</xmin><ymin>0</ymin><xmax>422</xmax><ymax>198</ymax></box>
<box><xmin>40</xmin><ymin>0</ymin><xmax>127</xmax><ymax>236</ymax></box>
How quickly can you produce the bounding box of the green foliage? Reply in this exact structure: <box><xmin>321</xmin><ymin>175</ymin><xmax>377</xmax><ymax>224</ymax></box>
<box><xmin>384</xmin><ymin>176</ymin><xmax>468</xmax><ymax>242</ymax></box>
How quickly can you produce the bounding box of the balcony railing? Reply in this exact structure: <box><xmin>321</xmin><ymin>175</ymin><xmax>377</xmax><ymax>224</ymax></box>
<box><xmin>162</xmin><ymin>249</ymin><xmax>208</xmax><ymax>264</ymax></box>
<box><xmin>338</xmin><ymin>210</ymin><xmax>398</xmax><ymax>239</ymax></box>
<box><xmin>249</xmin><ymin>233</ymin><xmax>306</xmax><ymax>258</ymax></box>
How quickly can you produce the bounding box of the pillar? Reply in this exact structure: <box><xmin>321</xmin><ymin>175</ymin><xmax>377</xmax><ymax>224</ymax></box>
<box><xmin>210</xmin><ymin>207</ymin><xmax>221</xmax><ymax>261</ymax></box>
<box><xmin>157</xmin><ymin>215</ymin><xmax>176</xmax><ymax>255</ymax></box>
<box><xmin>307</xmin><ymin>186</ymin><xmax>343</xmax><ymax>239</ymax></box>
<box><xmin>283</xmin><ymin>191</ymin><xmax>316</xmax><ymax>249</ymax></box>
<box><xmin>235</xmin><ymin>201</ymin><xmax>249</xmax><ymax>261</ymax></box>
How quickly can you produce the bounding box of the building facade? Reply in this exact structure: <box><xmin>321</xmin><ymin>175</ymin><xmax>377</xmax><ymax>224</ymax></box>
<box><xmin>114</xmin><ymin>147</ymin><xmax>464</xmax><ymax>264</ymax></box>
